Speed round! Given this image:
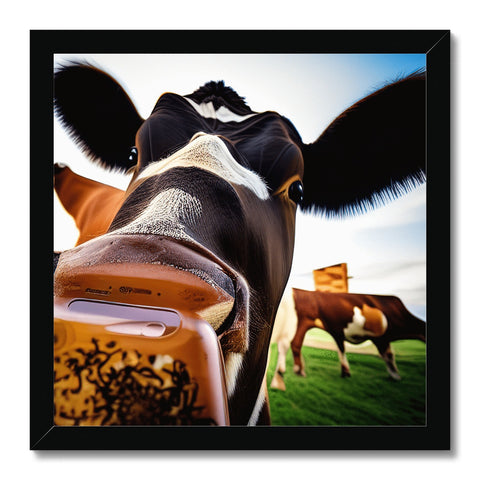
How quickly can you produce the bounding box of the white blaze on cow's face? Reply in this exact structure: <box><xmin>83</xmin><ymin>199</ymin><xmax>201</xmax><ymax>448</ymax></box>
<box><xmin>113</xmin><ymin>187</ymin><xmax>203</xmax><ymax>241</ymax></box>
<box><xmin>134</xmin><ymin>133</ymin><xmax>269</xmax><ymax>200</ymax></box>
<box><xmin>184</xmin><ymin>98</ymin><xmax>257</xmax><ymax>123</ymax></box>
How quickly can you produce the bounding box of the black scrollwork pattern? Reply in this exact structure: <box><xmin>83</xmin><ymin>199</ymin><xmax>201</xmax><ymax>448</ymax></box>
<box><xmin>54</xmin><ymin>338</ymin><xmax>216</xmax><ymax>425</ymax></box>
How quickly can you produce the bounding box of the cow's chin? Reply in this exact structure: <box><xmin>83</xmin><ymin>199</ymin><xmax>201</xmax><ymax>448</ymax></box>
<box><xmin>54</xmin><ymin>233</ymin><xmax>249</xmax><ymax>354</ymax></box>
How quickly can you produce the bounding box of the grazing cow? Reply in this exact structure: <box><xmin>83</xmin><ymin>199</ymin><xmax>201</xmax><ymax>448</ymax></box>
<box><xmin>53</xmin><ymin>61</ymin><xmax>425</xmax><ymax>424</ymax></box>
<box><xmin>270</xmin><ymin>288</ymin><xmax>426</xmax><ymax>389</ymax></box>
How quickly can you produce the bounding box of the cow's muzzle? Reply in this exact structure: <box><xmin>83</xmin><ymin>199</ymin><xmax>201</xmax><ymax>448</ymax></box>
<box><xmin>54</xmin><ymin>234</ymin><xmax>248</xmax><ymax>353</ymax></box>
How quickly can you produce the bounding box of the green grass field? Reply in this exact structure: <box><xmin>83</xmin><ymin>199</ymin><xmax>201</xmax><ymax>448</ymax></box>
<box><xmin>266</xmin><ymin>330</ymin><xmax>426</xmax><ymax>426</ymax></box>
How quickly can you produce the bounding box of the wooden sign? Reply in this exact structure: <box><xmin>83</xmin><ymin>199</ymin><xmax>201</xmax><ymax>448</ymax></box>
<box><xmin>312</xmin><ymin>263</ymin><xmax>349</xmax><ymax>292</ymax></box>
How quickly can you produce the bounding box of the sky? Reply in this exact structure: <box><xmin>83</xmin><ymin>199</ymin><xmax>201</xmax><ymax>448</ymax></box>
<box><xmin>53</xmin><ymin>53</ymin><xmax>426</xmax><ymax>319</ymax></box>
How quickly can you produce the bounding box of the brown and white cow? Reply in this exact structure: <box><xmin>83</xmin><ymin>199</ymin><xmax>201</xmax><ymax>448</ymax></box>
<box><xmin>53</xmin><ymin>61</ymin><xmax>425</xmax><ymax>424</ymax></box>
<box><xmin>270</xmin><ymin>288</ymin><xmax>426</xmax><ymax>390</ymax></box>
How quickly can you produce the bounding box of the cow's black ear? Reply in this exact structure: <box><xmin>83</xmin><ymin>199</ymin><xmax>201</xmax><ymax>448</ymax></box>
<box><xmin>300</xmin><ymin>69</ymin><xmax>426</xmax><ymax>216</ymax></box>
<box><xmin>54</xmin><ymin>61</ymin><xmax>144</xmax><ymax>172</ymax></box>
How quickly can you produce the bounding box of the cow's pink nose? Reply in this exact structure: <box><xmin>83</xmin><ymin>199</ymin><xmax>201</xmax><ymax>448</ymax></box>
<box><xmin>54</xmin><ymin>234</ymin><xmax>235</xmax><ymax>332</ymax></box>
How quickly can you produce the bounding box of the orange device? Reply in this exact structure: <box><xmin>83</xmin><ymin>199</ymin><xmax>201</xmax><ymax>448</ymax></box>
<box><xmin>54</xmin><ymin>287</ymin><xmax>230</xmax><ymax>426</ymax></box>
<box><xmin>54</xmin><ymin>239</ymin><xmax>234</xmax><ymax>426</ymax></box>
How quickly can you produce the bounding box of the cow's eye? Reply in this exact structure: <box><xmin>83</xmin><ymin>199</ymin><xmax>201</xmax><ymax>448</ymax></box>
<box><xmin>288</xmin><ymin>180</ymin><xmax>304</xmax><ymax>204</ymax></box>
<box><xmin>128</xmin><ymin>146</ymin><xmax>138</xmax><ymax>163</ymax></box>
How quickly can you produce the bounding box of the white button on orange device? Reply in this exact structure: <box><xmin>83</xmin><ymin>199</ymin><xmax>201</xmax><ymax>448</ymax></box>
<box><xmin>105</xmin><ymin>321</ymin><xmax>166</xmax><ymax>337</ymax></box>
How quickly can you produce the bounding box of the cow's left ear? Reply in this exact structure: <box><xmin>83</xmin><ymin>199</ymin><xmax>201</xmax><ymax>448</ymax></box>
<box><xmin>54</xmin><ymin>61</ymin><xmax>144</xmax><ymax>172</ymax></box>
<box><xmin>300</xmin><ymin>69</ymin><xmax>425</xmax><ymax>216</ymax></box>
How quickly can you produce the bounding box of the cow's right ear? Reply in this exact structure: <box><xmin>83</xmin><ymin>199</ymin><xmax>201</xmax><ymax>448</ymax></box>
<box><xmin>300</xmin><ymin>69</ymin><xmax>426</xmax><ymax>217</ymax></box>
<box><xmin>54</xmin><ymin>61</ymin><xmax>144</xmax><ymax>172</ymax></box>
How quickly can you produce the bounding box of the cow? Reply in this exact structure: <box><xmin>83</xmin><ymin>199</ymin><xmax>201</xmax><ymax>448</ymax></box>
<box><xmin>53</xmin><ymin>61</ymin><xmax>425</xmax><ymax>425</ymax></box>
<box><xmin>270</xmin><ymin>288</ymin><xmax>426</xmax><ymax>390</ymax></box>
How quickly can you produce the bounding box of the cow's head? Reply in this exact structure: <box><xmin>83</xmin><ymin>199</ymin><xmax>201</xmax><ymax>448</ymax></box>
<box><xmin>53</xmin><ymin>61</ymin><xmax>425</xmax><ymax>425</ymax></box>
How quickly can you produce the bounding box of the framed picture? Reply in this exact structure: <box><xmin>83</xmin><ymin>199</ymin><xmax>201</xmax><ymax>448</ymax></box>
<box><xmin>31</xmin><ymin>30</ymin><xmax>450</xmax><ymax>450</ymax></box>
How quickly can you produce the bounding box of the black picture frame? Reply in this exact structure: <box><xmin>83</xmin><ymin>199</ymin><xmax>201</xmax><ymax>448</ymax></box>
<box><xmin>31</xmin><ymin>29</ymin><xmax>450</xmax><ymax>450</ymax></box>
